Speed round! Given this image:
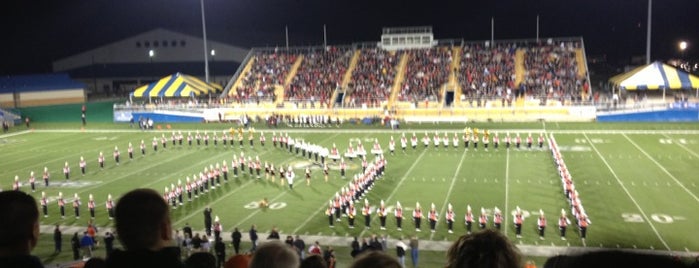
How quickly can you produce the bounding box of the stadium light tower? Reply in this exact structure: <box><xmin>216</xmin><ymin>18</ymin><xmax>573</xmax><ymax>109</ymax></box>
<box><xmin>200</xmin><ymin>0</ymin><xmax>210</xmax><ymax>88</ymax></box>
<box><xmin>679</xmin><ymin>41</ymin><xmax>688</xmax><ymax>54</ymax></box>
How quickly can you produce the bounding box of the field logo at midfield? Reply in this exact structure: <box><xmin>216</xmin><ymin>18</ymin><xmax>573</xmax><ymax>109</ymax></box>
<box><xmin>0</xmin><ymin>138</ymin><xmax>27</xmax><ymax>146</ymax></box>
<box><xmin>94</xmin><ymin>136</ymin><xmax>119</xmax><ymax>141</ymax></box>
<box><xmin>52</xmin><ymin>180</ymin><xmax>104</xmax><ymax>189</ymax></box>
<box><xmin>290</xmin><ymin>160</ymin><xmax>321</xmax><ymax>170</ymax></box>
<box><xmin>244</xmin><ymin>201</ymin><xmax>287</xmax><ymax>210</ymax></box>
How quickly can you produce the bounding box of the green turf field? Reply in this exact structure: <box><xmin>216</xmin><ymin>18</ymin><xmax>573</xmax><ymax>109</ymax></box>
<box><xmin>2</xmin><ymin>122</ymin><xmax>699</xmax><ymax>266</ymax></box>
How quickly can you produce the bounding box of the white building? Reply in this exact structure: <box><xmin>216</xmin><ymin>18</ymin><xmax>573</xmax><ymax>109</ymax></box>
<box><xmin>53</xmin><ymin>28</ymin><xmax>249</xmax><ymax>98</ymax></box>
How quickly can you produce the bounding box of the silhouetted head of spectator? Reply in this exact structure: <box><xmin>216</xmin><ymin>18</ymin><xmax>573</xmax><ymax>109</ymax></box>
<box><xmin>301</xmin><ymin>254</ymin><xmax>328</xmax><ymax>268</ymax></box>
<box><xmin>249</xmin><ymin>241</ymin><xmax>300</xmax><ymax>268</ymax></box>
<box><xmin>544</xmin><ymin>250</ymin><xmax>689</xmax><ymax>268</ymax></box>
<box><xmin>446</xmin><ymin>229</ymin><xmax>521</xmax><ymax>268</ymax></box>
<box><xmin>224</xmin><ymin>254</ymin><xmax>251</xmax><ymax>268</ymax></box>
<box><xmin>115</xmin><ymin>188</ymin><xmax>172</xmax><ymax>250</ymax></box>
<box><xmin>84</xmin><ymin>257</ymin><xmax>107</xmax><ymax>268</ymax></box>
<box><xmin>0</xmin><ymin>191</ymin><xmax>40</xmax><ymax>255</ymax></box>
<box><xmin>349</xmin><ymin>251</ymin><xmax>401</xmax><ymax>268</ymax></box>
<box><xmin>185</xmin><ymin>252</ymin><xmax>217</xmax><ymax>268</ymax></box>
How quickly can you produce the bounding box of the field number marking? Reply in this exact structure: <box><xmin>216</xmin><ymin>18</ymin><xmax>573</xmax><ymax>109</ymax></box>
<box><xmin>622</xmin><ymin>213</ymin><xmax>680</xmax><ymax>224</ymax></box>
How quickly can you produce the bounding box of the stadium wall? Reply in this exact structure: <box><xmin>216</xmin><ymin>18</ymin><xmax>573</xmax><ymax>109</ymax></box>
<box><xmin>18</xmin><ymin>89</ymin><xmax>86</xmax><ymax>107</ymax></box>
<box><xmin>19</xmin><ymin>101</ymin><xmax>115</xmax><ymax>123</ymax></box>
<box><xmin>0</xmin><ymin>93</ymin><xmax>13</xmax><ymax>107</ymax></box>
<box><xmin>596</xmin><ymin>109</ymin><xmax>699</xmax><ymax>122</ymax></box>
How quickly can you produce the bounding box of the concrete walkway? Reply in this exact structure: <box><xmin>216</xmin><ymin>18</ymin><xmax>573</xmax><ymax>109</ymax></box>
<box><xmin>41</xmin><ymin>224</ymin><xmax>698</xmax><ymax>258</ymax></box>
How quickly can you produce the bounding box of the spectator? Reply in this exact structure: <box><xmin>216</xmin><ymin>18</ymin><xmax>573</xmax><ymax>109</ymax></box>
<box><xmin>409</xmin><ymin>235</ymin><xmax>419</xmax><ymax>268</ymax></box>
<box><xmin>544</xmin><ymin>250</ymin><xmax>688</xmax><ymax>268</ymax></box>
<box><xmin>106</xmin><ymin>188</ymin><xmax>184</xmax><ymax>268</ymax></box>
<box><xmin>293</xmin><ymin>235</ymin><xmax>306</xmax><ymax>259</ymax></box>
<box><xmin>192</xmin><ymin>233</ymin><xmax>203</xmax><ymax>252</ymax></box>
<box><xmin>80</xmin><ymin>232</ymin><xmax>94</xmax><ymax>259</ymax></box>
<box><xmin>350</xmin><ymin>237</ymin><xmax>360</xmax><ymax>257</ymax></box>
<box><xmin>267</xmin><ymin>227</ymin><xmax>280</xmax><ymax>240</ymax></box>
<box><xmin>185</xmin><ymin>252</ymin><xmax>217</xmax><ymax>268</ymax></box>
<box><xmin>249</xmin><ymin>241</ymin><xmax>300</xmax><ymax>268</ymax></box>
<box><xmin>71</xmin><ymin>232</ymin><xmax>80</xmax><ymax>261</ymax></box>
<box><xmin>183</xmin><ymin>223</ymin><xmax>193</xmax><ymax>240</ymax></box>
<box><xmin>308</xmin><ymin>241</ymin><xmax>322</xmax><ymax>255</ymax></box>
<box><xmin>224</xmin><ymin>254</ymin><xmax>251</xmax><ymax>268</ymax></box>
<box><xmin>249</xmin><ymin>225</ymin><xmax>258</xmax><ymax>252</ymax></box>
<box><xmin>201</xmin><ymin>235</ymin><xmax>211</xmax><ymax>252</ymax></box>
<box><xmin>323</xmin><ymin>246</ymin><xmax>336</xmax><ymax>268</ymax></box>
<box><xmin>445</xmin><ymin>229</ymin><xmax>521</xmax><ymax>268</ymax></box>
<box><xmin>231</xmin><ymin>228</ymin><xmax>242</xmax><ymax>254</ymax></box>
<box><xmin>214</xmin><ymin>237</ymin><xmax>226</xmax><ymax>268</ymax></box>
<box><xmin>53</xmin><ymin>224</ymin><xmax>62</xmax><ymax>253</ymax></box>
<box><xmin>0</xmin><ymin>191</ymin><xmax>43</xmax><ymax>268</ymax></box>
<box><xmin>301</xmin><ymin>254</ymin><xmax>327</xmax><ymax>268</ymax></box>
<box><xmin>395</xmin><ymin>238</ymin><xmax>407</xmax><ymax>267</ymax></box>
<box><xmin>284</xmin><ymin>235</ymin><xmax>294</xmax><ymax>247</ymax></box>
<box><xmin>104</xmin><ymin>232</ymin><xmax>115</xmax><ymax>258</ymax></box>
<box><xmin>350</xmin><ymin>251</ymin><xmax>401</xmax><ymax>268</ymax></box>
<box><xmin>84</xmin><ymin>257</ymin><xmax>107</xmax><ymax>268</ymax></box>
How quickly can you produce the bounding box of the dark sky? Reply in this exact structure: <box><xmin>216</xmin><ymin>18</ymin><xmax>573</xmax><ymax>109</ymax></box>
<box><xmin>1</xmin><ymin>0</ymin><xmax>697</xmax><ymax>75</ymax></box>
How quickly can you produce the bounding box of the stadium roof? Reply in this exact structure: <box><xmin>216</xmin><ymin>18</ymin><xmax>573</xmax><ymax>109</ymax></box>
<box><xmin>0</xmin><ymin>73</ymin><xmax>85</xmax><ymax>93</ymax></box>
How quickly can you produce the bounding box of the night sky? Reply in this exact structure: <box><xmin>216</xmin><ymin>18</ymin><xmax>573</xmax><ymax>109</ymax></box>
<box><xmin>1</xmin><ymin>0</ymin><xmax>697</xmax><ymax>75</ymax></box>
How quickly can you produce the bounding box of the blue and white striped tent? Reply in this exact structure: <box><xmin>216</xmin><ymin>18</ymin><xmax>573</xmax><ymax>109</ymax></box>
<box><xmin>609</xmin><ymin>61</ymin><xmax>699</xmax><ymax>90</ymax></box>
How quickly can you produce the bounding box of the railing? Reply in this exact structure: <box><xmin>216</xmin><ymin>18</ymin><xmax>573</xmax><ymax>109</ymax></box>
<box><xmin>221</xmin><ymin>49</ymin><xmax>255</xmax><ymax>97</ymax></box>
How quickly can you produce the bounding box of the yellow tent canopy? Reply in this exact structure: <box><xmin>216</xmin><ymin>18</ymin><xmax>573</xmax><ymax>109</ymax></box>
<box><xmin>132</xmin><ymin>73</ymin><xmax>222</xmax><ymax>98</ymax></box>
<box><xmin>609</xmin><ymin>61</ymin><xmax>699</xmax><ymax>90</ymax></box>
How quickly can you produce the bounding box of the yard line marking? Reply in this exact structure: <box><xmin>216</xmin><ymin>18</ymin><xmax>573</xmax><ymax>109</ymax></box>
<box><xmin>662</xmin><ymin>134</ymin><xmax>699</xmax><ymax>158</ymax></box>
<box><xmin>584</xmin><ymin>133</ymin><xmax>671</xmax><ymax>250</ymax></box>
<box><xmin>504</xmin><ymin>148</ymin><xmax>510</xmax><ymax>237</ymax></box>
<box><xmin>430</xmin><ymin>149</ymin><xmax>468</xmax><ymax>240</ymax></box>
<box><xmin>355</xmin><ymin>148</ymin><xmax>430</xmax><ymax>238</ymax></box>
<box><xmin>622</xmin><ymin>134</ymin><xmax>699</xmax><ymax>204</ymax></box>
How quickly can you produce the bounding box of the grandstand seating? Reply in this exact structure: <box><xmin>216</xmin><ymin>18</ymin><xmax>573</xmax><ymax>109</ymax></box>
<box><xmin>285</xmin><ymin>46</ymin><xmax>352</xmax><ymax>108</ymax></box>
<box><xmin>223</xmin><ymin>38</ymin><xmax>590</xmax><ymax>110</ymax></box>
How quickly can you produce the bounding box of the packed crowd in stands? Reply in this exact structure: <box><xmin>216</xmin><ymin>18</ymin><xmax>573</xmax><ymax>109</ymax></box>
<box><xmin>522</xmin><ymin>41</ymin><xmax>589</xmax><ymax>104</ymax></box>
<box><xmin>285</xmin><ymin>47</ymin><xmax>352</xmax><ymax>107</ymax></box>
<box><xmin>234</xmin><ymin>50</ymin><xmax>298</xmax><ymax>103</ymax></box>
<box><xmin>345</xmin><ymin>48</ymin><xmax>401</xmax><ymax>108</ymax></box>
<box><xmin>458</xmin><ymin>43</ymin><xmax>516</xmax><ymax>105</ymax></box>
<box><xmin>221</xmin><ymin>39</ymin><xmax>591</xmax><ymax>108</ymax></box>
<box><xmin>398</xmin><ymin>47</ymin><xmax>452</xmax><ymax>103</ymax></box>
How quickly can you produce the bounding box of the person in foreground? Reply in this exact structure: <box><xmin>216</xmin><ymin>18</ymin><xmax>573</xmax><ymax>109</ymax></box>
<box><xmin>349</xmin><ymin>250</ymin><xmax>401</xmax><ymax>268</ymax></box>
<box><xmin>106</xmin><ymin>188</ymin><xmax>184</xmax><ymax>268</ymax></box>
<box><xmin>249</xmin><ymin>241</ymin><xmax>300</xmax><ymax>268</ymax></box>
<box><xmin>446</xmin><ymin>229</ymin><xmax>521</xmax><ymax>268</ymax></box>
<box><xmin>0</xmin><ymin>191</ymin><xmax>44</xmax><ymax>268</ymax></box>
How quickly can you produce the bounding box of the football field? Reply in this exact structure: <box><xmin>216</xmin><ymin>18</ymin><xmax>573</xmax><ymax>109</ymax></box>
<box><xmin>1</xmin><ymin>123</ymin><xmax>699</xmax><ymax>265</ymax></box>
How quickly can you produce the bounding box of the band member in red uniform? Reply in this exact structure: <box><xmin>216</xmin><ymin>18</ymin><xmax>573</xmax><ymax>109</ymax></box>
<box><xmin>395</xmin><ymin>201</ymin><xmax>403</xmax><ymax>231</ymax></box>
<box><xmin>72</xmin><ymin>193</ymin><xmax>81</xmax><ymax>219</ymax></box>
<box><xmin>128</xmin><ymin>142</ymin><xmax>134</xmax><ymax>160</ymax></box>
<box><xmin>57</xmin><ymin>192</ymin><xmax>66</xmax><ymax>219</ymax></box>
<box><xmin>377</xmin><ymin>200</ymin><xmax>388</xmax><ymax>230</ymax></box>
<box><xmin>63</xmin><ymin>161</ymin><xmax>70</xmax><ymax>180</ymax></box>
<box><xmin>140</xmin><ymin>139</ymin><xmax>146</xmax><ymax>155</ymax></box>
<box><xmin>428</xmin><ymin>203</ymin><xmax>438</xmax><ymax>233</ymax></box>
<box><xmin>259</xmin><ymin>131</ymin><xmax>266</xmax><ymax>147</ymax></box>
<box><xmin>326</xmin><ymin>201</ymin><xmax>335</xmax><ymax>228</ymax></box>
<box><xmin>98</xmin><ymin>152</ymin><xmax>105</xmax><ymax>169</ymax></box>
<box><xmin>106</xmin><ymin>194</ymin><xmax>114</xmax><ymax>220</ymax></box>
<box><xmin>478</xmin><ymin>208</ymin><xmax>488</xmax><ymax>229</ymax></box>
<box><xmin>43</xmin><ymin>166</ymin><xmax>50</xmax><ymax>186</ymax></box>
<box><xmin>78</xmin><ymin>156</ymin><xmax>86</xmax><ymax>176</ymax></box>
<box><xmin>152</xmin><ymin>137</ymin><xmax>158</xmax><ymax>152</ymax></box>
<box><xmin>493</xmin><ymin>132</ymin><xmax>500</xmax><ymax>150</ymax></box>
<box><xmin>527</xmin><ymin>133</ymin><xmax>533</xmax><ymax>149</ymax></box>
<box><xmin>362</xmin><ymin>199</ymin><xmax>371</xmax><ymax>229</ymax></box>
<box><xmin>41</xmin><ymin>191</ymin><xmax>49</xmax><ymax>217</ymax></box>
<box><xmin>222</xmin><ymin>160</ymin><xmax>229</xmax><ymax>182</ymax></box>
<box><xmin>305</xmin><ymin>167</ymin><xmax>311</xmax><ymax>186</ymax></box>
<box><xmin>28</xmin><ymin>171</ymin><xmax>36</xmax><ymax>192</ymax></box>
<box><xmin>446</xmin><ymin>203</ymin><xmax>455</xmax><ymax>233</ymax></box>
<box><xmin>558</xmin><ymin>209</ymin><xmax>570</xmax><ymax>240</ymax></box>
<box><xmin>113</xmin><ymin>146</ymin><xmax>120</xmax><ymax>165</ymax></box>
<box><xmin>537</xmin><ymin>209</ymin><xmax>546</xmax><ymax>240</ymax></box>
<box><xmin>514</xmin><ymin>206</ymin><xmax>524</xmax><ymax>238</ymax></box>
<box><xmin>12</xmin><ymin>176</ymin><xmax>20</xmax><ymax>191</ymax></box>
<box><xmin>347</xmin><ymin>203</ymin><xmax>356</xmax><ymax>229</ymax></box>
<box><xmin>493</xmin><ymin>207</ymin><xmax>502</xmax><ymax>230</ymax></box>
<box><xmin>88</xmin><ymin>194</ymin><xmax>96</xmax><ymax>219</ymax></box>
<box><xmin>538</xmin><ymin>133</ymin><xmax>545</xmax><ymax>149</ymax></box>
<box><xmin>464</xmin><ymin>205</ymin><xmax>474</xmax><ymax>234</ymax></box>
<box><xmin>413</xmin><ymin>202</ymin><xmax>423</xmax><ymax>232</ymax></box>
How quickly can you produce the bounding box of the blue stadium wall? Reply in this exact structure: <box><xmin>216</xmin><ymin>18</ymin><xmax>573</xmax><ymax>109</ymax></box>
<box><xmin>121</xmin><ymin>112</ymin><xmax>204</xmax><ymax>123</ymax></box>
<box><xmin>597</xmin><ymin>109</ymin><xmax>699</xmax><ymax>122</ymax></box>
